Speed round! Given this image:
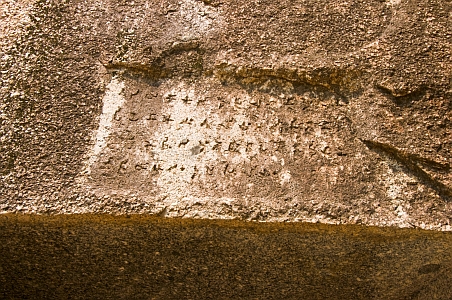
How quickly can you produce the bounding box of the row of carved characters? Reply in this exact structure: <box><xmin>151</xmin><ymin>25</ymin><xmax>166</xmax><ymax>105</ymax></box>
<box><xmin>115</xmin><ymin>108</ymin><xmax>348</xmax><ymax>136</ymax></box>
<box><xmin>100</xmin><ymin>137</ymin><xmax>343</xmax><ymax>176</ymax></box>
<box><xmin>130</xmin><ymin>160</ymin><xmax>289</xmax><ymax>179</ymax></box>
<box><xmin>117</xmin><ymin>90</ymin><xmax>340</xmax><ymax>122</ymax></box>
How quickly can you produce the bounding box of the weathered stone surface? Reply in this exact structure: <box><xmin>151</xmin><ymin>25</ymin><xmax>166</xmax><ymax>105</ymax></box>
<box><xmin>1</xmin><ymin>214</ymin><xmax>452</xmax><ymax>299</ymax></box>
<box><xmin>0</xmin><ymin>0</ymin><xmax>451</xmax><ymax>229</ymax></box>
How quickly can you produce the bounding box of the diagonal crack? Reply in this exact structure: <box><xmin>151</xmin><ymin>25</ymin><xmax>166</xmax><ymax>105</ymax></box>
<box><xmin>360</xmin><ymin>139</ymin><xmax>451</xmax><ymax>202</ymax></box>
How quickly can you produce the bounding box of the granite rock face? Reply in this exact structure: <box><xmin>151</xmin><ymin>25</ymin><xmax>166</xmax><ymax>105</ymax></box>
<box><xmin>0</xmin><ymin>0</ymin><xmax>451</xmax><ymax>229</ymax></box>
<box><xmin>2</xmin><ymin>215</ymin><xmax>452</xmax><ymax>299</ymax></box>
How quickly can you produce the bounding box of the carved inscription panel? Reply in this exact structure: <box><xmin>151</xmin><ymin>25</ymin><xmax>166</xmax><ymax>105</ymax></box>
<box><xmin>82</xmin><ymin>73</ymin><xmax>360</xmax><ymax>208</ymax></box>
<box><xmin>80</xmin><ymin>72</ymin><xmax>450</xmax><ymax>226</ymax></box>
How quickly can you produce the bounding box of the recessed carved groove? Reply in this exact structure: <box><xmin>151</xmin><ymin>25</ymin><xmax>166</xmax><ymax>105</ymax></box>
<box><xmin>196</xmin><ymin>0</ymin><xmax>222</xmax><ymax>7</ymax></box>
<box><xmin>163</xmin><ymin>40</ymin><xmax>201</xmax><ymax>56</ymax></box>
<box><xmin>361</xmin><ymin>139</ymin><xmax>451</xmax><ymax>201</ymax></box>
<box><xmin>104</xmin><ymin>60</ymin><xmax>363</xmax><ymax>99</ymax></box>
<box><xmin>214</xmin><ymin>64</ymin><xmax>363</xmax><ymax>96</ymax></box>
<box><xmin>106</xmin><ymin>41</ymin><xmax>203</xmax><ymax>79</ymax></box>
<box><xmin>375</xmin><ymin>83</ymin><xmax>429</xmax><ymax>106</ymax></box>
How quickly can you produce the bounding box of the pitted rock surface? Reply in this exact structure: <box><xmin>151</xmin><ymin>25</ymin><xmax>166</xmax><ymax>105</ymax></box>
<box><xmin>0</xmin><ymin>0</ymin><xmax>451</xmax><ymax>229</ymax></box>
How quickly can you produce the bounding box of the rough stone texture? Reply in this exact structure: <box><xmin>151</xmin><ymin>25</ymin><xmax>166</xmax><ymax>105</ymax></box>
<box><xmin>0</xmin><ymin>0</ymin><xmax>451</xmax><ymax>230</ymax></box>
<box><xmin>2</xmin><ymin>215</ymin><xmax>452</xmax><ymax>299</ymax></box>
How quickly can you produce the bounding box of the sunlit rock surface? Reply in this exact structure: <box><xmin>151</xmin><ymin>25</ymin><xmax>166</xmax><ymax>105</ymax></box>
<box><xmin>0</xmin><ymin>0</ymin><xmax>451</xmax><ymax>229</ymax></box>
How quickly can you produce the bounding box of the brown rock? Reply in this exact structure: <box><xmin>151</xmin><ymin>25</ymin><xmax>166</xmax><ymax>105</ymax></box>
<box><xmin>0</xmin><ymin>0</ymin><xmax>451</xmax><ymax>230</ymax></box>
